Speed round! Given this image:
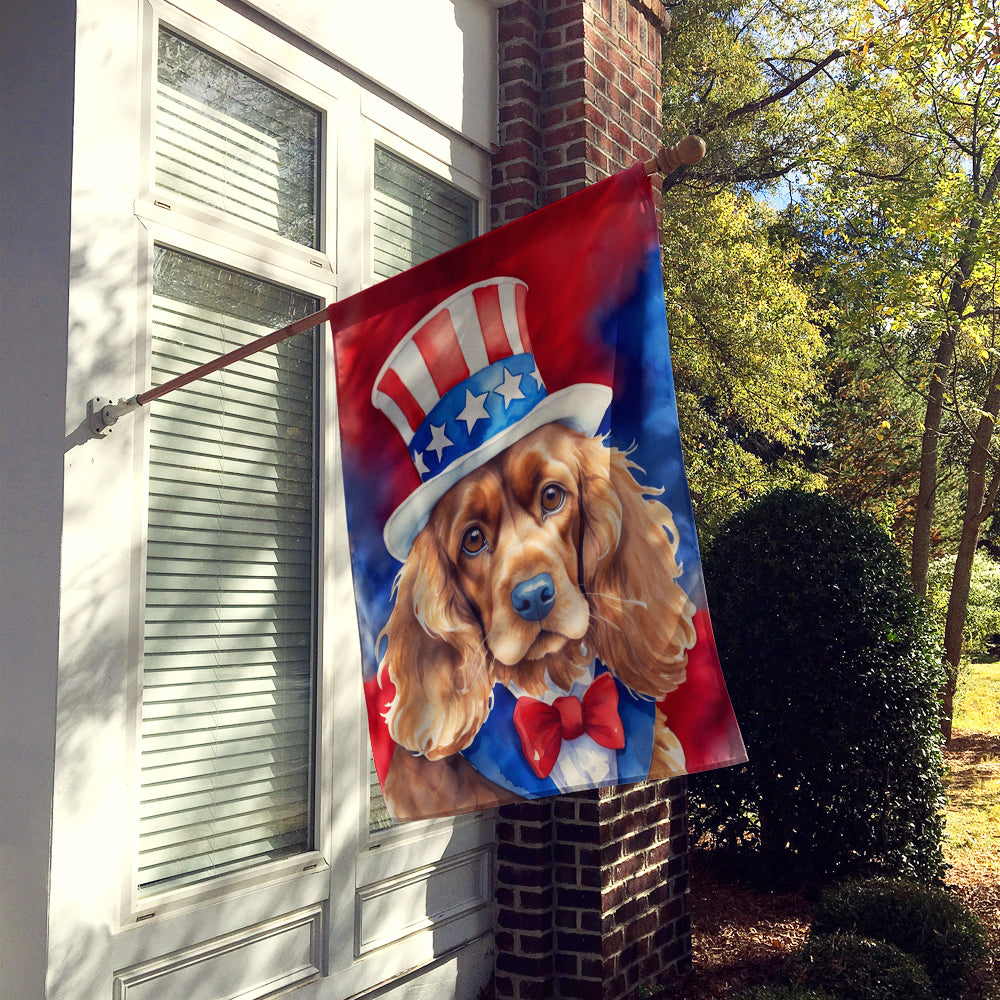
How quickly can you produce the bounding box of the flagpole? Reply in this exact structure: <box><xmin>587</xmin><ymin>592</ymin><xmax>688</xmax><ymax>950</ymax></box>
<box><xmin>88</xmin><ymin>136</ymin><xmax>705</xmax><ymax>438</ymax></box>
<box><xmin>642</xmin><ymin>134</ymin><xmax>706</xmax><ymax>177</ymax></box>
<box><xmin>87</xmin><ymin>307</ymin><xmax>330</xmax><ymax>437</ymax></box>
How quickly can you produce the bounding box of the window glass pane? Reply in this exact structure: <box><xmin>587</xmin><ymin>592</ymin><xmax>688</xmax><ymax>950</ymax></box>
<box><xmin>369</xmin><ymin>149</ymin><xmax>478</xmax><ymax>831</ymax></box>
<box><xmin>156</xmin><ymin>28</ymin><xmax>320</xmax><ymax>248</ymax></box>
<box><xmin>373</xmin><ymin>146</ymin><xmax>477</xmax><ymax>278</ymax></box>
<box><xmin>138</xmin><ymin>246</ymin><xmax>318</xmax><ymax>895</ymax></box>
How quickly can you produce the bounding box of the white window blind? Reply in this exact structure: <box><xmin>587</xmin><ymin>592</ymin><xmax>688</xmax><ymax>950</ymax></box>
<box><xmin>156</xmin><ymin>27</ymin><xmax>320</xmax><ymax>248</ymax></box>
<box><xmin>368</xmin><ymin>148</ymin><xmax>477</xmax><ymax>831</ymax></box>
<box><xmin>138</xmin><ymin>248</ymin><xmax>319</xmax><ymax>896</ymax></box>
<box><xmin>373</xmin><ymin>146</ymin><xmax>477</xmax><ymax>279</ymax></box>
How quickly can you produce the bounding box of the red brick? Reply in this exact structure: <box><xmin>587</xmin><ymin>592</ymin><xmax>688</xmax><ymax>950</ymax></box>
<box><xmin>496</xmin><ymin>951</ymin><xmax>551</xmax><ymax>977</ymax></box>
<box><xmin>503</xmin><ymin>120</ymin><xmax>543</xmax><ymax>144</ymax></box>
<box><xmin>542</xmin><ymin>66</ymin><xmax>566</xmax><ymax>89</ymax></box>
<box><xmin>492</xmin><ymin>7</ymin><xmax>690</xmax><ymax>993</ymax></box>
<box><xmin>498</xmin><ymin>906</ymin><xmax>551</xmax><ymax>931</ymax></box>
<box><xmin>560</xmin><ymin>979</ymin><xmax>604</xmax><ymax>1000</ymax></box>
<box><xmin>494</xmin><ymin>138</ymin><xmax>542</xmax><ymax>163</ymax></box>
<box><xmin>625</xmin><ymin>868</ymin><xmax>658</xmax><ymax>896</ymax></box>
<box><xmin>503</xmin><ymin>79</ymin><xmax>542</xmax><ymax>104</ymax></box>
<box><xmin>560</xmin><ymin>930</ymin><xmax>604</xmax><ymax>956</ymax></box>
<box><xmin>503</xmin><ymin>39</ymin><xmax>538</xmax><ymax>63</ymax></box>
<box><xmin>519</xmin><ymin>930</ymin><xmax>556</xmax><ymax>955</ymax></box>
<box><xmin>546</xmin><ymin>163</ymin><xmax>589</xmax><ymax>186</ymax></box>
<box><xmin>499</xmin><ymin>100</ymin><xmax>540</xmax><ymax>124</ymax></box>
<box><xmin>548</xmin><ymin>3</ymin><xmax>589</xmax><ymax>28</ymax></box>
<box><xmin>555</xmin><ymin>951</ymin><xmax>579</xmax><ymax>976</ymax></box>
<box><xmin>548</xmin><ymin>115</ymin><xmax>591</xmax><ymax>145</ymax></box>
<box><xmin>498</xmin><ymin>862</ymin><xmax>552</xmax><ymax>888</ymax></box>
<box><xmin>542</xmin><ymin>38</ymin><xmax>586</xmax><ymax>69</ymax></box>
<box><xmin>519</xmin><ymin>889</ymin><xmax>554</xmax><ymax>915</ymax></box>
<box><xmin>542</xmin><ymin>106</ymin><xmax>566</xmax><ymax>129</ymax></box>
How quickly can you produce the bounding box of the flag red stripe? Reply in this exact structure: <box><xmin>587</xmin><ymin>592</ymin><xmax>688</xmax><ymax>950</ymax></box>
<box><xmin>474</xmin><ymin>285</ymin><xmax>511</xmax><ymax>364</ymax></box>
<box><xmin>514</xmin><ymin>283</ymin><xmax>531</xmax><ymax>353</ymax></box>
<box><xmin>377</xmin><ymin>368</ymin><xmax>425</xmax><ymax>433</ymax></box>
<box><xmin>413</xmin><ymin>310</ymin><xmax>470</xmax><ymax>397</ymax></box>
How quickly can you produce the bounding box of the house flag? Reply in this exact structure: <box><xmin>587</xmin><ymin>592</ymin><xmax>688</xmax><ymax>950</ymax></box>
<box><xmin>330</xmin><ymin>163</ymin><xmax>746</xmax><ymax>822</ymax></box>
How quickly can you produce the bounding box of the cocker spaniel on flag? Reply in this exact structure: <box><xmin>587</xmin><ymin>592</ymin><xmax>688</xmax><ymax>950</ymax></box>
<box><xmin>332</xmin><ymin>164</ymin><xmax>746</xmax><ymax>822</ymax></box>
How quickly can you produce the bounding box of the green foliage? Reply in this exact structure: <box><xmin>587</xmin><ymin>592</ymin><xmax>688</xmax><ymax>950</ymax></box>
<box><xmin>811</xmin><ymin>878</ymin><xmax>988</xmax><ymax>999</ymax></box>
<box><xmin>661</xmin><ymin>0</ymin><xmax>851</xmax><ymax>192</ymax></box>
<box><xmin>927</xmin><ymin>550</ymin><xmax>1000</xmax><ymax>658</ymax></box>
<box><xmin>657</xmin><ymin>0</ymin><xmax>842</xmax><ymax>539</ymax></box>
<box><xmin>664</xmin><ymin>188</ymin><xmax>826</xmax><ymax>540</ymax></box>
<box><xmin>792</xmin><ymin>934</ymin><xmax>934</xmax><ymax>1000</ymax></box>
<box><xmin>691</xmin><ymin>489</ymin><xmax>947</xmax><ymax>882</ymax></box>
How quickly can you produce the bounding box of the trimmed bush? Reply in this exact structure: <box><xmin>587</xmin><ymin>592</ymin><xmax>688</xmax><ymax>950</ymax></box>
<box><xmin>794</xmin><ymin>933</ymin><xmax>934</xmax><ymax>1000</ymax></box>
<box><xmin>691</xmin><ymin>489</ymin><xmax>946</xmax><ymax>882</ymax></box>
<box><xmin>812</xmin><ymin>878</ymin><xmax>988</xmax><ymax>999</ymax></box>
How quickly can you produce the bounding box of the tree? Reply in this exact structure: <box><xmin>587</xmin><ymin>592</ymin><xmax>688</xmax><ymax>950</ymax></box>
<box><xmin>662</xmin><ymin>0</ymin><xmax>853</xmax><ymax>194</ymax></box>
<box><xmin>659</xmin><ymin>0</ymin><xmax>845</xmax><ymax>536</ymax></box>
<box><xmin>661</xmin><ymin>188</ymin><xmax>825</xmax><ymax>537</ymax></box>
<box><xmin>800</xmin><ymin>0</ymin><xmax>1000</xmax><ymax>736</ymax></box>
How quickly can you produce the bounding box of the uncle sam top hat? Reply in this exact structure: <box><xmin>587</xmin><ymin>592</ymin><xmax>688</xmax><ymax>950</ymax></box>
<box><xmin>373</xmin><ymin>277</ymin><xmax>612</xmax><ymax>562</ymax></box>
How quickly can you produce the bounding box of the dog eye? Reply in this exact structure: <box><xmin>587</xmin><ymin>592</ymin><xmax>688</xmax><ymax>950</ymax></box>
<box><xmin>461</xmin><ymin>526</ymin><xmax>488</xmax><ymax>556</ymax></box>
<box><xmin>540</xmin><ymin>483</ymin><xmax>566</xmax><ymax>516</ymax></box>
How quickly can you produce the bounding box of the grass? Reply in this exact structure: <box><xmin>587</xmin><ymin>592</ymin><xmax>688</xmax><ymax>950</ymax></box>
<box><xmin>945</xmin><ymin>659</ymin><xmax>1000</xmax><ymax>869</ymax></box>
<box><xmin>942</xmin><ymin>658</ymin><xmax>1000</xmax><ymax>1000</ymax></box>
<box><xmin>955</xmin><ymin>658</ymin><xmax>1000</xmax><ymax>734</ymax></box>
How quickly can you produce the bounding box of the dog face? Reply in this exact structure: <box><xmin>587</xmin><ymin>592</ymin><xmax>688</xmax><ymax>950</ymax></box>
<box><xmin>426</xmin><ymin>422</ymin><xmax>593</xmax><ymax>672</ymax></box>
<box><xmin>378</xmin><ymin>423</ymin><xmax>696</xmax><ymax>761</ymax></box>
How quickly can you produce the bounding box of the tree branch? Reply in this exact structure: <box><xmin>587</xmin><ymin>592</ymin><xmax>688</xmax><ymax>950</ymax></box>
<box><xmin>702</xmin><ymin>49</ymin><xmax>847</xmax><ymax>133</ymax></box>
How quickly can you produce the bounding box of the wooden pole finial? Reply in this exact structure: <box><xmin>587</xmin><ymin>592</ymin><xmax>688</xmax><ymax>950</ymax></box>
<box><xmin>643</xmin><ymin>135</ymin><xmax>707</xmax><ymax>176</ymax></box>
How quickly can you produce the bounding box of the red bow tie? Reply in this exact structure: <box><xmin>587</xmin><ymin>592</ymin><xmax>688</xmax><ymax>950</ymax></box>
<box><xmin>512</xmin><ymin>671</ymin><xmax>626</xmax><ymax>780</ymax></box>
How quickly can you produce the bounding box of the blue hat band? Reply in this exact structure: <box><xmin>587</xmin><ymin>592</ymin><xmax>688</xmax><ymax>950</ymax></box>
<box><xmin>409</xmin><ymin>354</ymin><xmax>545</xmax><ymax>482</ymax></box>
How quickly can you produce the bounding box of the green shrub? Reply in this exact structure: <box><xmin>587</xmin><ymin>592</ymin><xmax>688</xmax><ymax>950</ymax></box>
<box><xmin>793</xmin><ymin>933</ymin><xmax>934</xmax><ymax>1000</ymax></box>
<box><xmin>691</xmin><ymin>489</ymin><xmax>946</xmax><ymax>882</ymax></box>
<box><xmin>812</xmin><ymin>878</ymin><xmax>988</xmax><ymax>999</ymax></box>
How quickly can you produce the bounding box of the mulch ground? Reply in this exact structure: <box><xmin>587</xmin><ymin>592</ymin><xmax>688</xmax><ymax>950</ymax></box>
<box><xmin>662</xmin><ymin>733</ymin><xmax>1000</xmax><ymax>999</ymax></box>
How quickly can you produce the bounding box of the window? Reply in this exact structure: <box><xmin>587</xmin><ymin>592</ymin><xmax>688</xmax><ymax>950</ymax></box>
<box><xmin>139</xmin><ymin>248</ymin><xmax>318</xmax><ymax>895</ymax></box>
<box><xmin>155</xmin><ymin>28</ymin><xmax>320</xmax><ymax>247</ymax></box>
<box><xmin>56</xmin><ymin>0</ymin><xmax>498</xmax><ymax>992</ymax></box>
<box><xmin>372</xmin><ymin>145</ymin><xmax>477</xmax><ymax>279</ymax></box>
<box><xmin>136</xmin><ymin>26</ymin><xmax>323</xmax><ymax>897</ymax></box>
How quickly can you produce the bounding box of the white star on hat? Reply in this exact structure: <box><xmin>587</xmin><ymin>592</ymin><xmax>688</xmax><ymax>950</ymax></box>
<box><xmin>427</xmin><ymin>423</ymin><xmax>453</xmax><ymax>462</ymax></box>
<box><xmin>457</xmin><ymin>389</ymin><xmax>490</xmax><ymax>434</ymax></box>
<box><xmin>495</xmin><ymin>367</ymin><xmax>525</xmax><ymax>409</ymax></box>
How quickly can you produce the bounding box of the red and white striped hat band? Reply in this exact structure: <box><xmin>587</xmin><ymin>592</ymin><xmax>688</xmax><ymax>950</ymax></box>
<box><xmin>373</xmin><ymin>277</ymin><xmax>612</xmax><ymax>562</ymax></box>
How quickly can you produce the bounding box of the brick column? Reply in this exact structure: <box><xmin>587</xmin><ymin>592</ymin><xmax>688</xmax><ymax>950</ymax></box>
<box><xmin>491</xmin><ymin>3</ymin><xmax>692</xmax><ymax>999</ymax></box>
<box><xmin>493</xmin><ymin>0</ymin><xmax>667</xmax><ymax>225</ymax></box>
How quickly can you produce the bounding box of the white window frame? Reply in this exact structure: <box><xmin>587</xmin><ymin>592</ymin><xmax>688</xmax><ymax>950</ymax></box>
<box><xmin>122</xmin><ymin>0</ymin><xmax>341</xmax><ymax>933</ymax></box>
<box><xmin>109</xmin><ymin>1</ymin><xmax>497</xmax><ymax>992</ymax></box>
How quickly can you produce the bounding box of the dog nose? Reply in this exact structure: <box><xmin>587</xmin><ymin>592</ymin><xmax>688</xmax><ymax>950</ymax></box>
<box><xmin>511</xmin><ymin>573</ymin><xmax>556</xmax><ymax>622</ymax></box>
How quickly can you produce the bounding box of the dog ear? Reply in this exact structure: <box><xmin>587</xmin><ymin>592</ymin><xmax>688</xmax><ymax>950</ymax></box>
<box><xmin>578</xmin><ymin>439</ymin><xmax>696</xmax><ymax>699</ymax></box>
<box><xmin>378</xmin><ymin>526</ymin><xmax>494</xmax><ymax>760</ymax></box>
